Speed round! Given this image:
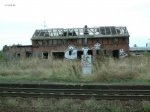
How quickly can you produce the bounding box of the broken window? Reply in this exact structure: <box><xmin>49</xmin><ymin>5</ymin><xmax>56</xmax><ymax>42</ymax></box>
<box><xmin>26</xmin><ymin>52</ymin><xmax>32</xmax><ymax>58</ymax></box>
<box><xmin>42</xmin><ymin>52</ymin><xmax>48</xmax><ymax>59</ymax></box>
<box><xmin>16</xmin><ymin>53</ymin><xmax>21</xmax><ymax>58</ymax></box>
<box><xmin>100</xmin><ymin>27</ymin><xmax>105</xmax><ymax>35</ymax></box>
<box><xmin>61</xmin><ymin>31</ymin><xmax>77</xmax><ymax>36</ymax></box>
<box><xmin>116</xmin><ymin>28</ymin><xmax>121</xmax><ymax>34</ymax></box>
<box><xmin>106</xmin><ymin>27</ymin><xmax>111</xmax><ymax>35</ymax></box>
<box><xmin>34</xmin><ymin>30</ymin><xmax>40</xmax><ymax>36</ymax></box>
<box><xmin>39</xmin><ymin>31</ymin><xmax>45</xmax><ymax>36</ymax></box>
<box><xmin>44</xmin><ymin>31</ymin><xmax>49</xmax><ymax>37</ymax></box>
<box><xmin>52</xmin><ymin>52</ymin><xmax>64</xmax><ymax>59</ymax></box>
<box><xmin>110</xmin><ymin>27</ymin><xmax>116</xmax><ymax>35</ymax></box>
<box><xmin>68</xmin><ymin>31</ymin><xmax>77</xmax><ymax>36</ymax></box>
<box><xmin>77</xmin><ymin>50</ymin><xmax>93</xmax><ymax>59</ymax></box>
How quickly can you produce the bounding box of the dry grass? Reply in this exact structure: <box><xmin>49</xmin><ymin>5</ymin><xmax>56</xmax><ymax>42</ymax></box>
<box><xmin>92</xmin><ymin>56</ymin><xmax>150</xmax><ymax>83</ymax></box>
<box><xmin>0</xmin><ymin>56</ymin><xmax>150</xmax><ymax>83</ymax></box>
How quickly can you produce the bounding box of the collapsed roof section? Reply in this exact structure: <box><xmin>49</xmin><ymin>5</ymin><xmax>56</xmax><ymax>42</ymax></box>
<box><xmin>31</xmin><ymin>26</ymin><xmax>129</xmax><ymax>40</ymax></box>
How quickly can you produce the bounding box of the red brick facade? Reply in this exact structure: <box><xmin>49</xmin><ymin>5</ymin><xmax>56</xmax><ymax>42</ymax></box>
<box><xmin>3</xmin><ymin>26</ymin><xmax>129</xmax><ymax>60</ymax></box>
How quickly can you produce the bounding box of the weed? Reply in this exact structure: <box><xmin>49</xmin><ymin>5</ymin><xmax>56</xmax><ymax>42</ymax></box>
<box><xmin>0</xmin><ymin>56</ymin><xmax>150</xmax><ymax>83</ymax></box>
<box><xmin>143</xmin><ymin>101</ymin><xmax>150</xmax><ymax>112</ymax></box>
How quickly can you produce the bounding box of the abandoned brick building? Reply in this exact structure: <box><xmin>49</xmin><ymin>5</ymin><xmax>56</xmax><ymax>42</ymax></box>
<box><xmin>3</xmin><ymin>26</ymin><xmax>129</xmax><ymax>60</ymax></box>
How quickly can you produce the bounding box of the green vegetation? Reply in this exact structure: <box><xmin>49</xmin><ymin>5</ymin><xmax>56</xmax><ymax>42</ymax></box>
<box><xmin>143</xmin><ymin>101</ymin><xmax>150</xmax><ymax>112</ymax></box>
<box><xmin>0</xmin><ymin>51</ymin><xmax>3</xmax><ymax>60</ymax></box>
<box><xmin>0</xmin><ymin>56</ymin><xmax>150</xmax><ymax>83</ymax></box>
<box><xmin>144</xmin><ymin>51</ymin><xmax>150</xmax><ymax>56</ymax></box>
<box><xmin>0</xmin><ymin>56</ymin><xmax>149</xmax><ymax>111</ymax></box>
<box><xmin>0</xmin><ymin>97</ymin><xmax>147</xmax><ymax>112</ymax></box>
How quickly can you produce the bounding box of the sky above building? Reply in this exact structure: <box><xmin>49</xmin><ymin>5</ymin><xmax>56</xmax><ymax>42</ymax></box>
<box><xmin>0</xmin><ymin>0</ymin><xmax>150</xmax><ymax>50</ymax></box>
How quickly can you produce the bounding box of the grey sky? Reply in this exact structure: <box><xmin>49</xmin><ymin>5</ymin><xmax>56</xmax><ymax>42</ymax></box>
<box><xmin>0</xmin><ymin>0</ymin><xmax>150</xmax><ymax>50</ymax></box>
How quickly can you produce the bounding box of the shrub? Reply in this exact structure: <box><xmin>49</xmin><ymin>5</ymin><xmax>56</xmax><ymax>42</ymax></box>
<box><xmin>143</xmin><ymin>101</ymin><xmax>150</xmax><ymax>112</ymax></box>
<box><xmin>0</xmin><ymin>51</ymin><xmax>3</xmax><ymax>60</ymax></box>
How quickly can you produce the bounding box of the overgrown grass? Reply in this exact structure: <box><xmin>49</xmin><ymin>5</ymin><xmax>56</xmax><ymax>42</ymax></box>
<box><xmin>0</xmin><ymin>97</ymin><xmax>147</xmax><ymax>112</ymax></box>
<box><xmin>0</xmin><ymin>56</ymin><xmax>150</xmax><ymax>83</ymax></box>
<box><xmin>92</xmin><ymin>56</ymin><xmax>150</xmax><ymax>83</ymax></box>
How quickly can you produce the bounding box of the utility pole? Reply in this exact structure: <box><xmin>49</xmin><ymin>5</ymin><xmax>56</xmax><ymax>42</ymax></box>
<box><xmin>83</xmin><ymin>25</ymin><xmax>89</xmax><ymax>46</ymax></box>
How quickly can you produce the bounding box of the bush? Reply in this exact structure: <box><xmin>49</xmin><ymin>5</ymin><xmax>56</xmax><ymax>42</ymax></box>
<box><xmin>0</xmin><ymin>51</ymin><xmax>3</xmax><ymax>60</ymax></box>
<box><xmin>143</xmin><ymin>101</ymin><xmax>150</xmax><ymax>112</ymax></box>
<box><xmin>144</xmin><ymin>51</ymin><xmax>150</xmax><ymax>56</ymax></box>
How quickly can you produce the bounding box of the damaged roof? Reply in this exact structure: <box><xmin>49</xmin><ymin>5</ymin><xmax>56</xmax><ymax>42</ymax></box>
<box><xmin>31</xmin><ymin>26</ymin><xmax>129</xmax><ymax>40</ymax></box>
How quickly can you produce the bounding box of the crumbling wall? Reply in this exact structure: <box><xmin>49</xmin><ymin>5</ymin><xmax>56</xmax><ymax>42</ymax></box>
<box><xmin>3</xmin><ymin>45</ymin><xmax>32</xmax><ymax>60</ymax></box>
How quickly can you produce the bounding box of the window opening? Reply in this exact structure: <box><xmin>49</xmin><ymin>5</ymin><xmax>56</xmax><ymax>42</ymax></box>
<box><xmin>42</xmin><ymin>52</ymin><xmax>48</xmax><ymax>59</ymax></box>
<box><xmin>26</xmin><ymin>52</ymin><xmax>32</xmax><ymax>58</ymax></box>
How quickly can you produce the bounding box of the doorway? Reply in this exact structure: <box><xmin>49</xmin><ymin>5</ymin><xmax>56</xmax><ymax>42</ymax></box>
<box><xmin>113</xmin><ymin>50</ymin><xmax>119</xmax><ymax>58</ymax></box>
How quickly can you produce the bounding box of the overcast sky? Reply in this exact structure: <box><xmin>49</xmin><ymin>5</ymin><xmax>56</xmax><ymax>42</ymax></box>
<box><xmin>0</xmin><ymin>0</ymin><xmax>150</xmax><ymax>50</ymax></box>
